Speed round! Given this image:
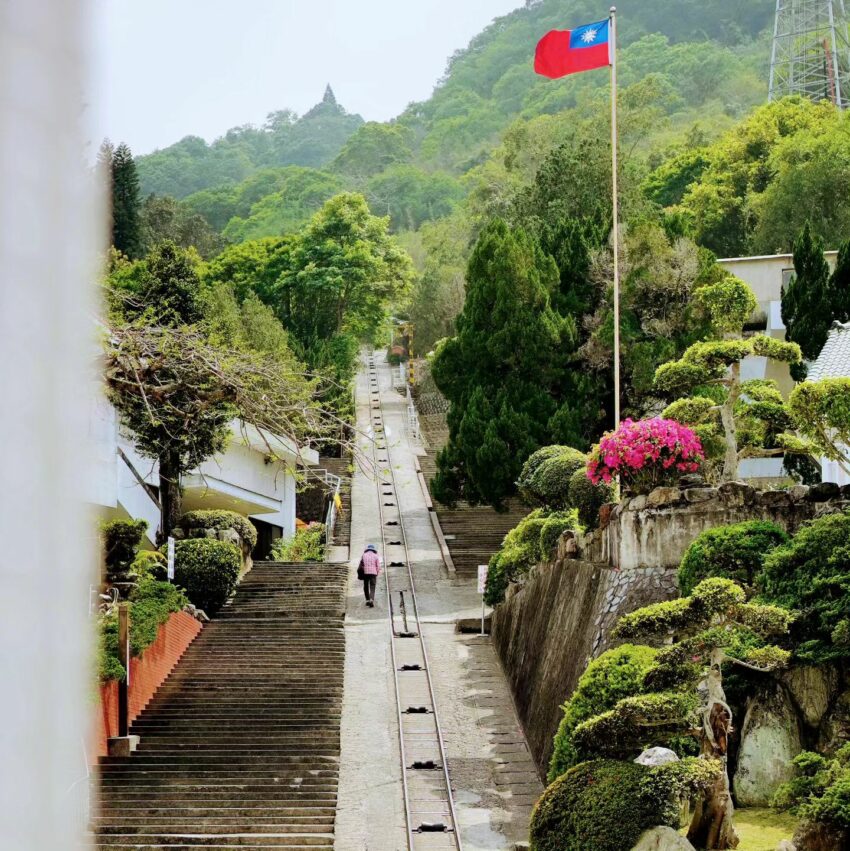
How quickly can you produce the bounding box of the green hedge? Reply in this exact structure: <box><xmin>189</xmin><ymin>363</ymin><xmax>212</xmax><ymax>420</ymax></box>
<box><xmin>101</xmin><ymin>518</ymin><xmax>148</xmax><ymax>577</ymax></box>
<box><xmin>678</xmin><ymin>520</ymin><xmax>789</xmax><ymax>596</ymax></box>
<box><xmin>568</xmin><ymin>469</ymin><xmax>614</xmax><ymax>529</ymax></box>
<box><xmin>531</xmin><ymin>760</ymin><xmax>685</xmax><ymax>851</ymax></box>
<box><xmin>518</xmin><ymin>446</ymin><xmax>587</xmax><ymax>509</ymax></box>
<box><xmin>548</xmin><ymin>644</ymin><xmax>658</xmax><ymax>782</ymax></box>
<box><xmin>178</xmin><ymin>509</ymin><xmax>258</xmax><ymax>551</ymax></box>
<box><xmin>270</xmin><ymin>523</ymin><xmax>326</xmax><ymax>562</ymax></box>
<box><xmin>98</xmin><ymin>578</ymin><xmax>189</xmax><ymax>681</ymax></box>
<box><xmin>168</xmin><ymin>538</ymin><xmax>241</xmax><ymax>614</ymax></box>
<box><xmin>760</xmin><ymin>511</ymin><xmax>850</xmax><ymax>662</ymax></box>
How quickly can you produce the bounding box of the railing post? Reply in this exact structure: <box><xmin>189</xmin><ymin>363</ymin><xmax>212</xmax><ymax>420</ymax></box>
<box><xmin>117</xmin><ymin>603</ymin><xmax>130</xmax><ymax>738</ymax></box>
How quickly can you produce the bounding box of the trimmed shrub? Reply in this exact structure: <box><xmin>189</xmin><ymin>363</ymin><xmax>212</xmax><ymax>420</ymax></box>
<box><xmin>678</xmin><ymin>520</ymin><xmax>789</xmax><ymax>596</ymax></box>
<box><xmin>178</xmin><ymin>509</ymin><xmax>258</xmax><ymax>552</ymax></box>
<box><xmin>484</xmin><ymin>510</ymin><xmax>547</xmax><ymax>605</ymax></box>
<box><xmin>270</xmin><ymin>523</ymin><xmax>326</xmax><ymax>563</ymax></box>
<box><xmin>98</xmin><ymin>578</ymin><xmax>189</xmax><ymax>681</ymax></box>
<box><xmin>539</xmin><ymin>510</ymin><xmax>582</xmax><ymax>560</ymax></box>
<box><xmin>568</xmin><ymin>469</ymin><xmax>614</xmax><ymax>529</ymax></box>
<box><xmin>760</xmin><ymin>511</ymin><xmax>850</xmax><ymax>662</ymax></box>
<box><xmin>548</xmin><ymin>644</ymin><xmax>658</xmax><ymax>782</ymax></box>
<box><xmin>530</xmin><ymin>759</ymin><xmax>687</xmax><ymax>851</ymax></box>
<box><xmin>102</xmin><ymin>518</ymin><xmax>148</xmax><ymax>578</ymax></box>
<box><xmin>168</xmin><ymin>538</ymin><xmax>241</xmax><ymax>614</ymax></box>
<box><xmin>518</xmin><ymin>446</ymin><xmax>586</xmax><ymax>508</ymax></box>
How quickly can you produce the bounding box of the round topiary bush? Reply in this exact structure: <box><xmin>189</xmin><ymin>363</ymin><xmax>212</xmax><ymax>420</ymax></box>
<box><xmin>678</xmin><ymin>520</ymin><xmax>789</xmax><ymax>597</ymax></box>
<box><xmin>483</xmin><ymin>510</ymin><xmax>548</xmax><ymax>605</ymax></box>
<box><xmin>518</xmin><ymin>446</ymin><xmax>587</xmax><ymax>508</ymax></box>
<box><xmin>539</xmin><ymin>510</ymin><xmax>582</xmax><ymax>560</ymax></box>
<box><xmin>178</xmin><ymin>510</ymin><xmax>258</xmax><ymax>552</ymax></box>
<box><xmin>549</xmin><ymin>644</ymin><xmax>658</xmax><ymax>782</ymax></box>
<box><xmin>102</xmin><ymin>518</ymin><xmax>148</xmax><ymax>581</ymax></box>
<box><xmin>530</xmin><ymin>759</ymin><xmax>683</xmax><ymax>851</ymax></box>
<box><xmin>568</xmin><ymin>468</ymin><xmax>615</xmax><ymax>529</ymax></box>
<box><xmin>168</xmin><ymin>538</ymin><xmax>241</xmax><ymax>614</ymax></box>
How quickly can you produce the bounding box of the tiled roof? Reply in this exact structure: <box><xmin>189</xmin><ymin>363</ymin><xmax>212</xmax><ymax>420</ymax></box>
<box><xmin>808</xmin><ymin>321</ymin><xmax>850</xmax><ymax>381</ymax></box>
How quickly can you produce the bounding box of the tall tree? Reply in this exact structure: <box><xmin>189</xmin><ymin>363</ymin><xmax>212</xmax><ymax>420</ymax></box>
<box><xmin>111</xmin><ymin>143</ymin><xmax>143</xmax><ymax>259</ymax></box>
<box><xmin>782</xmin><ymin>223</ymin><xmax>832</xmax><ymax>380</ymax></box>
<box><xmin>829</xmin><ymin>238</ymin><xmax>850</xmax><ymax>323</ymax></box>
<box><xmin>430</xmin><ymin>219</ymin><xmax>568</xmax><ymax>508</ymax></box>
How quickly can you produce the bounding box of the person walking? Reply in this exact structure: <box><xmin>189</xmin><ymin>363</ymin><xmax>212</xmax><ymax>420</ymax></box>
<box><xmin>357</xmin><ymin>543</ymin><xmax>382</xmax><ymax>607</ymax></box>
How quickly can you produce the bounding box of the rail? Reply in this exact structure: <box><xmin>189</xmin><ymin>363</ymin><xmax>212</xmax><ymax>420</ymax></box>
<box><xmin>366</xmin><ymin>350</ymin><xmax>463</xmax><ymax>851</ymax></box>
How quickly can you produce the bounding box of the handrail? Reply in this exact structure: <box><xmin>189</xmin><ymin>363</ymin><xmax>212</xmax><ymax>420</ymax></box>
<box><xmin>117</xmin><ymin>446</ymin><xmax>161</xmax><ymax>509</ymax></box>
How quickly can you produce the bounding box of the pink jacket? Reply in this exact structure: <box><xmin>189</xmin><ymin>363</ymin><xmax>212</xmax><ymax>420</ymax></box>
<box><xmin>360</xmin><ymin>550</ymin><xmax>382</xmax><ymax>576</ymax></box>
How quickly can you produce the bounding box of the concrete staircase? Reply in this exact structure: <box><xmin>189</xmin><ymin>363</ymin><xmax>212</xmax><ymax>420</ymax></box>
<box><xmin>94</xmin><ymin>561</ymin><xmax>346</xmax><ymax>849</ymax></box>
<box><xmin>419</xmin><ymin>451</ymin><xmax>529</xmax><ymax>579</ymax></box>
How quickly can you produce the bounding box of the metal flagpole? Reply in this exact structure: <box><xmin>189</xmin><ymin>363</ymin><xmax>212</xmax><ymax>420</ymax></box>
<box><xmin>610</xmin><ymin>6</ymin><xmax>620</xmax><ymax>427</ymax></box>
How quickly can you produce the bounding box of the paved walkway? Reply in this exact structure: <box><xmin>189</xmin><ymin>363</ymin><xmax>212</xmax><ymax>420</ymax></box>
<box><xmin>335</xmin><ymin>352</ymin><xmax>541</xmax><ymax>851</ymax></box>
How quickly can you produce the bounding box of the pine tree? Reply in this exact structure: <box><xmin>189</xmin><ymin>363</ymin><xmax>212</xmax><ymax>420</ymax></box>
<box><xmin>430</xmin><ymin>219</ymin><xmax>568</xmax><ymax>508</ymax></box>
<box><xmin>782</xmin><ymin>223</ymin><xmax>832</xmax><ymax>379</ymax></box>
<box><xmin>111</xmin><ymin>142</ymin><xmax>142</xmax><ymax>258</ymax></box>
<box><xmin>829</xmin><ymin>239</ymin><xmax>850</xmax><ymax>323</ymax></box>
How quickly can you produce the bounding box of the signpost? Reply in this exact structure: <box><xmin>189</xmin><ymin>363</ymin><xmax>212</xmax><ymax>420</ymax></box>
<box><xmin>167</xmin><ymin>536</ymin><xmax>175</xmax><ymax>581</ymax></box>
<box><xmin>477</xmin><ymin>564</ymin><xmax>488</xmax><ymax>635</ymax></box>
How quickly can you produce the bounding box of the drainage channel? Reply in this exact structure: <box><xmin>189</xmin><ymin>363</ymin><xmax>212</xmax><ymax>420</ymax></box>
<box><xmin>366</xmin><ymin>351</ymin><xmax>463</xmax><ymax>851</ymax></box>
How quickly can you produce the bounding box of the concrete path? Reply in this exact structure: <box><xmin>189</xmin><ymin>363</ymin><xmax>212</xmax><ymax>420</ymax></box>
<box><xmin>335</xmin><ymin>351</ymin><xmax>542</xmax><ymax>851</ymax></box>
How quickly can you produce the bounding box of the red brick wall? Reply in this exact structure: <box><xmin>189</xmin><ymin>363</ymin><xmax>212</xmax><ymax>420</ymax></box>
<box><xmin>96</xmin><ymin>610</ymin><xmax>202</xmax><ymax>756</ymax></box>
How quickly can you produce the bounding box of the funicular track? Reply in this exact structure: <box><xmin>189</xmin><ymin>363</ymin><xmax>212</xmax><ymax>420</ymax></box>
<box><xmin>365</xmin><ymin>351</ymin><xmax>463</xmax><ymax>851</ymax></box>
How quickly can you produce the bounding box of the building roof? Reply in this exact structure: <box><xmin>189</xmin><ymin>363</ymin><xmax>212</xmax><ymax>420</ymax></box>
<box><xmin>808</xmin><ymin>321</ymin><xmax>850</xmax><ymax>382</ymax></box>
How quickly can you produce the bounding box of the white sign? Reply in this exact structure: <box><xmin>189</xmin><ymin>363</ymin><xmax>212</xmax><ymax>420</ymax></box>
<box><xmin>167</xmin><ymin>536</ymin><xmax>175</xmax><ymax>581</ymax></box>
<box><xmin>477</xmin><ymin>564</ymin><xmax>488</xmax><ymax>595</ymax></box>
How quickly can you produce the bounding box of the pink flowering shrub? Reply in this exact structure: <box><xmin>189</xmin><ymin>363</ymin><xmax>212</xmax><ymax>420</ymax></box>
<box><xmin>587</xmin><ymin>418</ymin><xmax>704</xmax><ymax>495</ymax></box>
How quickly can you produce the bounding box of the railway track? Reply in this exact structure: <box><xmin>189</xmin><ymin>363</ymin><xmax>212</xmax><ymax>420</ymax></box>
<box><xmin>365</xmin><ymin>350</ymin><xmax>463</xmax><ymax>851</ymax></box>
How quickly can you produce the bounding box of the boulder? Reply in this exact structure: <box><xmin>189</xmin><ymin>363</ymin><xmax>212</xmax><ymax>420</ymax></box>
<box><xmin>679</xmin><ymin>473</ymin><xmax>706</xmax><ymax>489</ymax></box>
<box><xmin>788</xmin><ymin>485</ymin><xmax>810</xmax><ymax>503</ymax></box>
<box><xmin>629</xmin><ymin>495</ymin><xmax>648</xmax><ymax>512</ymax></box>
<box><xmin>793</xmin><ymin>820</ymin><xmax>848</xmax><ymax>851</ymax></box>
<box><xmin>217</xmin><ymin>528</ymin><xmax>241</xmax><ymax>547</ymax></box>
<box><xmin>759</xmin><ymin>490</ymin><xmax>792</xmax><ymax>508</ymax></box>
<box><xmin>807</xmin><ymin>481</ymin><xmax>840</xmax><ymax>502</ymax></box>
<box><xmin>634</xmin><ymin>747</ymin><xmax>680</xmax><ymax>767</ymax></box>
<box><xmin>818</xmin><ymin>688</ymin><xmax>850</xmax><ymax>753</ymax></box>
<box><xmin>776</xmin><ymin>842</ymin><xmax>796</xmax><ymax>851</ymax></box>
<box><xmin>631</xmin><ymin>827</ymin><xmax>696</xmax><ymax>851</ymax></box>
<box><xmin>718</xmin><ymin>481</ymin><xmax>756</xmax><ymax>506</ymax></box>
<box><xmin>782</xmin><ymin>666</ymin><xmax>839</xmax><ymax>729</ymax></box>
<box><xmin>734</xmin><ymin>684</ymin><xmax>802</xmax><ymax>806</ymax></box>
<box><xmin>646</xmin><ymin>487</ymin><xmax>682</xmax><ymax>508</ymax></box>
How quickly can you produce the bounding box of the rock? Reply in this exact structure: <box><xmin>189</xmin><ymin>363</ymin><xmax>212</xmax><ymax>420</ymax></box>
<box><xmin>646</xmin><ymin>487</ymin><xmax>682</xmax><ymax>508</ymax></box>
<box><xmin>679</xmin><ymin>473</ymin><xmax>706</xmax><ymax>489</ymax></box>
<box><xmin>759</xmin><ymin>490</ymin><xmax>792</xmax><ymax>508</ymax></box>
<box><xmin>776</xmin><ymin>842</ymin><xmax>796</xmax><ymax>851</ymax></box>
<box><xmin>631</xmin><ymin>827</ymin><xmax>696</xmax><ymax>851</ymax></box>
<box><xmin>818</xmin><ymin>688</ymin><xmax>850</xmax><ymax>753</ymax></box>
<box><xmin>841</xmin><ymin>484</ymin><xmax>850</xmax><ymax>500</ymax></box>
<box><xmin>629</xmin><ymin>495</ymin><xmax>647</xmax><ymax>511</ymax></box>
<box><xmin>217</xmin><ymin>528</ymin><xmax>241</xmax><ymax>547</ymax></box>
<box><xmin>563</xmin><ymin>536</ymin><xmax>579</xmax><ymax>559</ymax></box>
<box><xmin>789</xmin><ymin>485</ymin><xmax>810</xmax><ymax>503</ymax></box>
<box><xmin>718</xmin><ymin>480</ymin><xmax>756</xmax><ymax>506</ymax></box>
<box><xmin>734</xmin><ymin>684</ymin><xmax>802</xmax><ymax>806</ymax></box>
<box><xmin>634</xmin><ymin>747</ymin><xmax>679</xmax><ymax>767</ymax></box>
<box><xmin>782</xmin><ymin>665</ymin><xmax>838</xmax><ymax>729</ymax></box>
<box><xmin>684</xmin><ymin>487</ymin><xmax>718</xmax><ymax>504</ymax></box>
<box><xmin>599</xmin><ymin>502</ymin><xmax>615</xmax><ymax>529</ymax></box>
<box><xmin>808</xmin><ymin>481</ymin><xmax>840</xmax><ymax>502</ymax></box>
<box><xmin>204</xmin><ymin>528</ymin><xmax>218</xmax><ymax>539</ymax></box>
<box><xmin>793</xmin><ymin>820</ymin><xmax>848</xmax><ymax>851</ymax></box>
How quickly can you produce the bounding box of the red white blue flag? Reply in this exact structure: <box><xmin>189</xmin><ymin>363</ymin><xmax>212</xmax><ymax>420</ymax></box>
<box><xmin>534</xmin><ymin>19</ymin><xmax>612</xmax><ymax>79</ymax></box>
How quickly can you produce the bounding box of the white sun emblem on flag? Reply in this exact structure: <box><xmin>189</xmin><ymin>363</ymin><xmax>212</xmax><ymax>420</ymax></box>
<box><xmin>581</xmin><ymin>28</ymin><xmax>598</xmax><ymax>44</ymax></box>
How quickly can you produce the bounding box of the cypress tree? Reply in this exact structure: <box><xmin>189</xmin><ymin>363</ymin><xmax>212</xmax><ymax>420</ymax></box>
<box><xmin>111</xmin><ymin>142</ymin><xmax>142</xmax><ymax>258</ymax></box>
<box><xmin>830</xmin><ymin>239</ymin><xmax>850</xmax><ymax>323</ymax></box>
<box><xmin>430</xmin><ymin>219</ymin><xmax>568</xmax><ymax>508</ymax></box>
<box><xmin>782</xmin><ymin>222</ymin><xmax>832</xmax><ymax>379</ymax></box>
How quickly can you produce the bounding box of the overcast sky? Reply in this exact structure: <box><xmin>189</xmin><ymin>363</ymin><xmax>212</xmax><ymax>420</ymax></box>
<box><xmin>90</xmin><ymin>0</ymin><xmax>523</xmax><ymax>155</ymax></box>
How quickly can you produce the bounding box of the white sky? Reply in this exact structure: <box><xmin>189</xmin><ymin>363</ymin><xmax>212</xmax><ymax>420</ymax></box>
<box><xmin>90</xmin><ymin>0</ymin><xmax>523</xmax><ymax>155</ymax></box>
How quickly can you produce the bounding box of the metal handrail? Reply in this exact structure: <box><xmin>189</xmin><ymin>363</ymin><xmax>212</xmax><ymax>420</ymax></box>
<box><xmin>64</xmin><ymin>739</ymin><xmax>91</xmax><ymax>835</ymax></box>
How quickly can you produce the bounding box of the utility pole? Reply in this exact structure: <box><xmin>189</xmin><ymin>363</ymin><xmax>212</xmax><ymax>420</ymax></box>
<box><xmin>770</xmin><ymin>0</ymin><xmax>850</xmax><ymax>108</ymax></box>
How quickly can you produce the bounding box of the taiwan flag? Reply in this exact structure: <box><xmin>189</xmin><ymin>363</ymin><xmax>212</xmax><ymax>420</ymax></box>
<box><xmin>534</xmin><ymin>19</ymin><xmax>611</xmax><ymax>79</ymax></box>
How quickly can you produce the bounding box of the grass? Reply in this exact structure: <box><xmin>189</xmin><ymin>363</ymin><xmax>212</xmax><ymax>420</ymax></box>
<box><xmin>734</xmin><ymin>808</ymin><xmax>798</xmax><ymax>850</ymax></box>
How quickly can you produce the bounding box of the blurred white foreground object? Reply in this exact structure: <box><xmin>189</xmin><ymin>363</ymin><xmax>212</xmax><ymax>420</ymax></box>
<box><xmin>0</xmin><ymin>0</ymin><xmax>100</xmax><ymax>847</ymax></box>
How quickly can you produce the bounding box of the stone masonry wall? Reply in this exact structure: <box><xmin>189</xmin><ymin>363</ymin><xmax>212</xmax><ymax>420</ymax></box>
<box><xmin>491</xmin><ymin>479</ymin><xmax>850</xmax><ymax>779</ymax></box>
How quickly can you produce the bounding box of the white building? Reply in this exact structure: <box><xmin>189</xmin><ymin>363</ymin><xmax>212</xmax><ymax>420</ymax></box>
<box><xmin>87</xmin><ymin>396</ymin><xmax>318</xmax><ymax>554</ymax></box>
<box><xmin>718</xmin><ymin>251</ymin><xmax>839</xmax><ymax>481</ymax></box>
<box><xmin>806</xmin><ymin>321</ymin><xmax>850</xmax><ymax>486</ymax></box>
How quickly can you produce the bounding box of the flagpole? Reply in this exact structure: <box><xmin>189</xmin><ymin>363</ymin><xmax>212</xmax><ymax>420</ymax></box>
<box><xmin>610</xmin><ymin>5</ymin><xmax>620</xmax><ymax>427</ymax></box>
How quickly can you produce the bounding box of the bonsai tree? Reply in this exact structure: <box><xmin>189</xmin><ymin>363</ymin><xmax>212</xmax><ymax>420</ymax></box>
<box><xmin>789</xmin><ymin>377</ymin><xmax>850</xmax><ymax>478</ymax></box>
<box><xmin>571</xmin><ymin>578</ymin><xmax>793</xmax><ymax>850</ymax></box>
<box><xmin>654</xmin><ymin>276</ymin><xmax>803</xmax><ymax>482</ymax></box>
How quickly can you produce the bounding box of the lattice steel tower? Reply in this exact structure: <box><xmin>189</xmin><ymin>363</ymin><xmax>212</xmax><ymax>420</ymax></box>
<box><xmin>769</xmin><ymin>0</ymin><xmax>850</xmax><ymax>108</ymax></box>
